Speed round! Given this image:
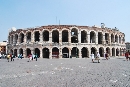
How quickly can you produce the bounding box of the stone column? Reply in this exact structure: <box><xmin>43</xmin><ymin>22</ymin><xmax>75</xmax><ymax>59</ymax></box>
<box><xmin>95</xmin><ymin>32</ymin><xmax>98</xmax><ymax>44</ymax></box>
<box><xmin>103</xmin><ymin>34</ymin><xmax>105</xmax><ymax>44</ymax></box>
<box><xmin>24</xmin><ymin>35</ymin><xmax>27</xmax><ymax>44</ymax></box>
<box><xmin>59</xmin><ymin>47</ymin><xmax>62</xmax><ymax>59</ymax></box>
<box><xmin>13</xmin><ymin>35</ymin><xmax>15</xmax><ymax>44</ymax></box>
<box><xmin>87</xmin><ymin>32</ymin><xmax>90</xmax><ymax>44</ymax></box>
<box><xmin>49</xmin><ymin>48</ymin><xmax>52</xmax><ymax>59</ymax></box>
<box><xmin>78</xmin><ymin>48</ymin><xmax>82</xmax><ymax>58</ymax></box>
<box><xmin>40</xmin><ymin>32</ymin><xmax>43</xmax><ymax>43</ymax></box>
<box><xmin>69</xmin><ymin>31</ymin><xmax>71</xmax><ymax>45</ymax></box>
<box><xmin>49</xmin><ymin>31</ymin><xmax>52</xmax><ymax>43</ymax></box>
<box><xmin>78</xmin><ymin>30</ymin><xmax>81</xmax><ymax>43</ymax></box>
<box><xmin>31</xmin><ymin>33</ymin><xmax>34</xmax><ymax>43</ymax></box>
<box><xmin>40</xmin><ymin>48</ymin><xmax>42</xmax><ymax>58</ymax></box>
<box><xmin>23</xmin><ymin>49</ymin><xmax>26</xmax><ymax>58</ymax></box>
<box><xmin>69</xmin><ymin>48</ymin><xmax>71</xmax><ymax>58</ymax></box>
<box><xmin>109</xmin><ymin>34</ymin><xmax>111</xmax><ymax>45</ymax></box>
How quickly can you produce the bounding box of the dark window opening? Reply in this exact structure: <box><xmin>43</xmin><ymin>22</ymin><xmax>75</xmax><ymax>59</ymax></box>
<box><xmin>34</xmin><ymin>31</ymin><xmax>40</xmax><ymax>42</ymax></box>
<box><xmin>81</xmin><ymin>31</ymin><xmax>87</xmax><ymax>43</ymax></box>
<box><xmin>52</xmin><ymin>30</ymin><xmax>59</xmax><ymax>43</ymax></box>
<box><xmin>62</xmin><ymin>30</ymin><xmax>68</xmax><ymax>42</ymax></box>
<box><xmin>43</xmin><ymin>31</ymin><xmax>49</xmax><ymax>41</ymax></box>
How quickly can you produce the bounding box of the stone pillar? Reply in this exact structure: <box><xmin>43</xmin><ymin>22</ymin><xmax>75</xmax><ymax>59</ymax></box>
<box><xmin>69</xmin><ymin>48</ymin><xmax>71</xmax><ymax>58</ymax></box>
<box><xmin>18</xmin><ymin>34</ymin><xmax>20</xmax><ymax>44</ymax></box>
<box><xmin>87</xmin><ymin>32</ymin><xmax>90</xmax><ymax>44</ymax></box>
<box><xmin>23</xmin><ymin>49</ymin><xmax>26</xmax><ymax>58</ymax></box>
<box><xmin>59</xmin><ymin>47</ymin><xmax>62</xmax><ymax>59</ymax></box>
<box><xmin>78</xmin><ymin>30</ymin><xmax>81</xmax><ymax>43</ymax></box>
<box><xmin>24</xmin><ymin>35</ymin><xmax>27</xmax><ymax>44</ymax></box>
<box><xmin>40</xmin><ymin>48</ymin><xmax>42</xmax><ymax>58</ymax></box>
<box><xmin>40</xmin><ymin>32</ymin><xmax>43</xmax><ymax>43</ymax></box>
<box><xmin>13</xmin><ymin>35</ymin><xmax>15</xmax><ymax>44</ymax></box>
<box><xmin>109</xmin><ymin>34</ymin><xmax>111</xmax><ymax>45</ymax></box>
<box><xmin>69</xmin><ymin>31</ymin><xmax>71</xmax><ymax>45</ymax></box>
<box><xmin>49</xmin><ymin>48</ymin><xmax>52</xmax><ymax>59</ymax></box>
<box><xmin>96</xmin><ymin>32</ymin><xmax>98</xmax><ymax>44</ymax></box>
<box><xmin>103</xmin><ymin>34</ymin><xmax>105</xmax><ymax>44</ymax></box>
<box><xmin>31</xmin><ymin>33</ymin><xmax>34</xmax><ymax>43</ymax></box>
<box><xmin>79</xmin><ymin>48</ymin><xmax>82</xmax><ymax>58</ymax></box>
<box><xmin>49</xmin><ymin>31</ymin><xmax>52</xmax><ymax>43</ymax></box>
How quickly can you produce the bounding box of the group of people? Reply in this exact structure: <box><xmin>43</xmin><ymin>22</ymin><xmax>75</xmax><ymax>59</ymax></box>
<box><xmin>7</xmin><ymin>54</ymin><xmax>15</xmax><ymax>62</ymax></box>
<box><xmin>28</xmin><ymin>53</ymin><xmax>38</xmax><ymax>61</ymax></box>
<box><xmin>91</xmin><ymin>52</ymin><xmax>110</xmax><ymax>63</ymax></box>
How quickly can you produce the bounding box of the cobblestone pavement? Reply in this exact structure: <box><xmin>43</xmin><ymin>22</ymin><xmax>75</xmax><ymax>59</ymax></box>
<box><xmin>0</xmin><ymin>57</ymin><xmax>130</xmax><ymax>87</ymax></box>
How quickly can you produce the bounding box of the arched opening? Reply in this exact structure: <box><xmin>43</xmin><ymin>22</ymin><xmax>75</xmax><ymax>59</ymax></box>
<box><xmin>71</xmin><ymin>28</ymin><xmax>78</xmax><ymax>43</ymax></box>
<box><xmin>19</xmin><ymin>48</ymin><xmax>23</xmax><ymax>56</ymax></box>
<box><xmin>52</xmin><ymin>30</ymin><xmax>59</xmax><ymax>43</ymax></box>
<box><xmin>111</xmin><ymin>34</ymin><xmax>114</xmax><ymax>43</ymax></box>
<box><xmin>91</xmin><ymin>47</ymin><xmax>97</xmax><ymax>57</ymax></box>
<box><xmin>26</xmin><ymin>32</ymin><xmax>31</xmax><ymax>42</ymax></box>
<box><xmin>98</xmin><ymin>32</ymin><xmax>103</xmax><ymax>44</ymax></box>
<box><xmin>43</xmin><ymin>30</ymin><xmax>49</xmax><ymax>41</ymax></box>
<box><xmin>15</xmin><ymin>34</ymin><xmax>18</xmax><ymax>44</ymax></box>
<box><xmin>20</xmin><ymin>33</ymin><xmax>24</xmax><ymax>43</ymax></box>
<box><xmin>52</xmin><ymin>47</ymin><xmax>59</xmax><ymax>58</ymax></box>
<box><xmin>120</xmin><ymin>48</ymin><xmax>122</xmax><ymax>56</ymax></box>
<box><xmin>26</xmin><ymin>48</ymin><xmax>31</xmax><ymax>57</ymax></box>
<box><xmin>62</xmin><ymin>47</ymin><xmax>69</xmax><ymax>58</ymax></box>
<box><xmin>71</xmin><ymin>47</ymin><xmax>79</xmax><ymax>58</ymax></box>
<box><xmin>106</xmin><ymin>47</ymin><xmax>110</xmax><ymax>56</ymax></box>
<box><xmin>81</xmin><ymin>47</ymin><xmax>89</xmax><ymax>58</ymax></box>
<box><xmin>115</xmin><ymin>35</ymin><xmax>118</xmax><ymax>43</ymax></box>
<box><xmin>10</xmin><ymin>49</ymin><xmax>13</xmax><ymax>54</ymax></box>
<box><xmin>62</xmin><ymin>30</ymin><xmax>68</xmax><ymax>42</ymax></box>
<box><xmin>14</xmin><ymin>49</ymin><xmax>17</xmax><ymax>57</ymax></box>
<box><xmin>105</xmin><ymin>33</ymin><xmax>109</xmax><ymax>44</ymax></box>
<box><xmin>90</xmin><ymin>31</ymin><xmax>96</xmax><ymax>43</ymax></box>
<box><xmin>81</xmin><ymin>30</ymin><xmax>87</xmax><ymax>43</ymax></box>
<box><xmin>43</xmin><ymin>48</ymin><xmax>49</xmax><ymax>58</ymax></box>
<box><xmin>99</xmin><ymin>47</ymin><xmax>104</xmax><ymax>57</ymax></box>
<box><xmin>112</xmin><ymin>48</ymin><xmax>115</xmax><ymax>56</ymax></box>
<box><xmin>34</xmin><ymin>48</ymin><xmax>40</xmax><ymax>58</ymax></box>
<box><xmin>34</xmin><ymin>31</ymin><xmax>40</xmax><ymax>42</ymax></box>
<box><xmin>116</xmin><ymin>48</ymin><xmax>119</xmax><ymax>56</ymax></box>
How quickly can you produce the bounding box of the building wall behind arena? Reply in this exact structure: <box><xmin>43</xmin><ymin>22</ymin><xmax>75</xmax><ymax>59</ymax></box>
<box><xmin>7</xmin><ymin>25</ymin><xmax>126</xmax><ymax>58</ymax></box>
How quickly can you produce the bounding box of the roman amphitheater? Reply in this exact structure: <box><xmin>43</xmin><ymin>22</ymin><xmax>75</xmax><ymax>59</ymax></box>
<box><xmin>7</xmin><ymin>24</ymin><xmax>126</xmax><ymax>59</ymax></box>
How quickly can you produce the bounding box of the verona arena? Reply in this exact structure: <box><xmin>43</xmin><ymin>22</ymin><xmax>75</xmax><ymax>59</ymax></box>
<box><xmin>7</xmin><ymin>24</ymin><xmax>126</xmax><ymax>59</ymax></box>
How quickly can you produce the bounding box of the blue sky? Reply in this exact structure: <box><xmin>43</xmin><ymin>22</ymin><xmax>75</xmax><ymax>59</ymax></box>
<box><xmin>0</xmin><ymin>0</ymin><xmax>130</xmax><ymax>42</ymax></box>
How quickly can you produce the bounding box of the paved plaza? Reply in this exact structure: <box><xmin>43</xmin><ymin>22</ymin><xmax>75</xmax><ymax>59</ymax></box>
<box><xmin>0</xmin><ymin>57</ymin><xmax>130</xmax><ymax>87</ymax></box>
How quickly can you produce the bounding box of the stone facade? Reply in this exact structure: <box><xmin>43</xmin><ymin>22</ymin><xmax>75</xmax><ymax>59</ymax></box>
<box><xmin>125</xmin><ymin>42</ymin><xmax>130</xmax><ymax>52</ymax></box>
<box><xmin>7</xmin><ymin>25</ymin><xmax>126</xmax><ymax>58</ymax></box>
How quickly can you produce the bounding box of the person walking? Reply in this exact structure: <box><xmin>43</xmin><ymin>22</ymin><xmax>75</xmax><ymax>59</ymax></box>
<box><xmin>125</xmin><ymin>51</ymin><xmax>129</xmax><ymax>61</ymax></box>
<box><xmin>96</xmin><ymin>52</ymin><xmax>100</xmax><ymax>63</ymax></box>
<box><xmin>35</xmin><ymin>53</ymin><xmax>38</xmax><ymax>61</ymax></box>
<box><xmin>91</xmin><ymin>52</ymin><xmax>95</xmax><ymax>63</ymax></box>
<box><xmin>7</xmin><ymin>54</ymin><xmax>10</xmax><ymax>62</ymax></box>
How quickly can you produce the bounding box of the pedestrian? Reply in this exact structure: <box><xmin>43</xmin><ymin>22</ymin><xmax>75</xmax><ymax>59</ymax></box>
<box><xmin>105</xmin><ymin>52</ymin><xmax>108</xmax><ymax>60</ymax></box>
<box><xmin>10</xmin><ymin>54</ymin><xmax>12</xmax><ymax>61</ymax></box>
<box><xmin>125</xmin><ymin>51</ymin><xmax>129</xmax><ymax>61</ymax></box>
<box><xmin>7</xmin><ymin>54</ymin><xmax>10</xmax><ymax>62</ymax></box>
<box><xmin>20</xmin><ymin>54</ymin><xmax>23</xmax><ymax>59</ymax></box>
<box><xmin>91</xmin><ymin>52</ymin><xmax>95</xmax><ymax>63</ymax></box>
<box><xmin>0</xmin><ymin>53</ymin><xmax>2</xmax><ymax>60</ymax></box>
<box><xmin>96</xmin><ymin>52</ymin><xmax>100</xmax><ymax>63</ymax></box>
<box><xmin>35</xmin><ymin>53</ymin><xmax>38</xmax><ymax>61</ymax></box>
